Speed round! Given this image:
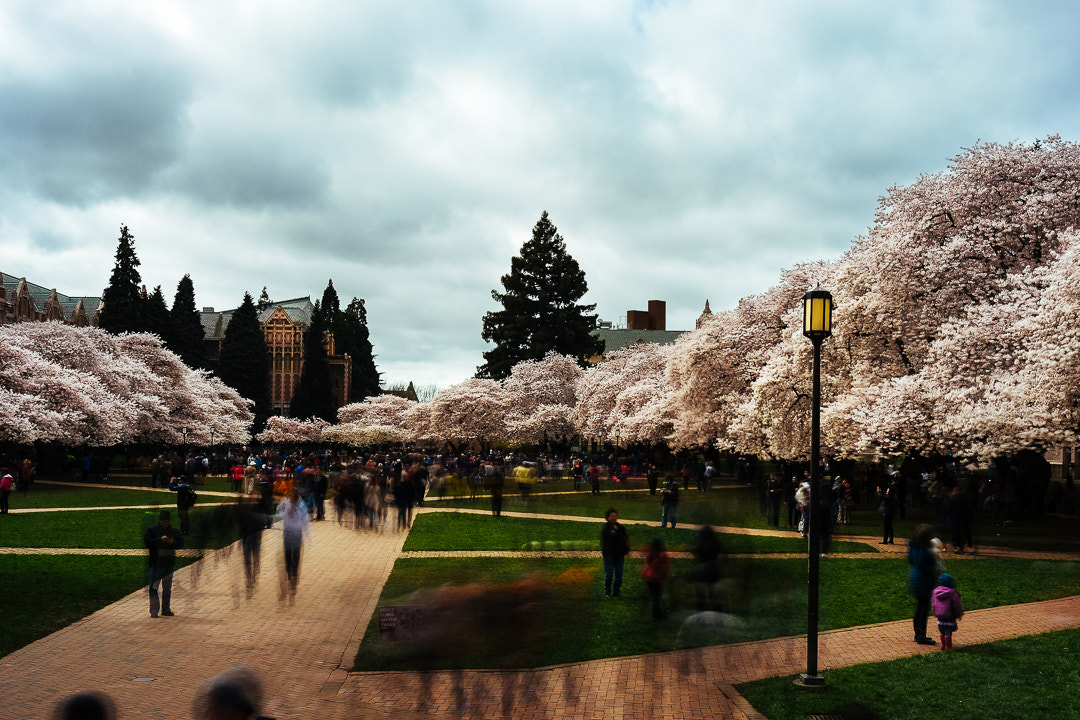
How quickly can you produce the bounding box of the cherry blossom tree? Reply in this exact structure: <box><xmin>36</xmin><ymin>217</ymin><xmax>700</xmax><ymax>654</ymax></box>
<box><xmin>256</xmin><ymin>416</ymin><xmax>329</xmax><ymax>444</ymax></box>
<box><xmin>0</xmin><ymin>322</ymin><xmax>253</xmax><ymax>446</ymax></box>
<box><xmin>337</xmin><ymin>394</ymin><xmax>416</xmax><ymax>427</ymax></box>
<box><xmin>666</xmin><ymin>262</ymin><xmax>835</xmax><ymax>451</ymax></box>
<box><xmin>503</xmin><ymin>352</ymin><xmax>582</xmax><ymax>443</ymax></box>
<box><xmin>573</xmin><ymin>342</ymin><xmax>676</xmax><ymax>445</ymax></box>
<box><xmin>426</xmin><ymin>378</ymin><xmax>509</xmax><ymax>445</ymax></box>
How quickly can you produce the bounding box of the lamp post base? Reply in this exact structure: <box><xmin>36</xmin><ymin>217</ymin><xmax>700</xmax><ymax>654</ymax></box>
<box><xmin>795</xmin><ymin>673</ymin><xmax>826</xmax><ymax>688</ymax></box>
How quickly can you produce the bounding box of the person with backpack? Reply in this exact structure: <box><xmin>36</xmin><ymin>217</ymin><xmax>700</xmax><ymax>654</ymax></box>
<box><xmin>170</xmin><ymin>475</ymin><xmax>197</xmax><ymax>535</ymax></box>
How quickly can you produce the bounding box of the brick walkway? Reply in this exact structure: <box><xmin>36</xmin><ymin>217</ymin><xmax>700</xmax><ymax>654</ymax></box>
<box><xmin>2</xmin><ymin>506</ymin><xmax>1080</xmax><ymax>719</ymax></box>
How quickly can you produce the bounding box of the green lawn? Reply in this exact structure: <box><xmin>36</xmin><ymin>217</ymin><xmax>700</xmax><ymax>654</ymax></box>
<box><xmin>354</xmin><ymin>548</ymin><xmax>1080</xmax><ymax>670</ymax></box>
<box><xmin>5</xmin><ymin>482</ymin><xmax>178</xmax><ymax>509</ymax></box>
<box><xmin>0</xmin><ymin>506</ymin><xmax>237</xmax><ymax>549</ymax></box>
<box><xmin>431</xmin><ymin>485</ymin><xmax>1080</xmax><ymax>552</ymax></box>
<box><xmin>737</xmin><ymin>628</ymin><xmax>1080</xmax><ymax>720</ymax></box>
<box><xmin>0</xmin><ymin>554</ymin><xmax>196</xmax><ymax>658</ymax></box>
<box><xmin>405</xmin><ymin>511</ymin><xmax>871</xmax><ymax>554</ymax></box>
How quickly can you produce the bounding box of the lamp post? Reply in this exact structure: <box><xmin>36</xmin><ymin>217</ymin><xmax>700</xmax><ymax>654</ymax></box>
<box><xmin>798</xmin><ymin>287</ymin><xmax>832</xmax><ymax>688</ymax></box>
<box><xmin>181</xmin><ymin>426</ymin><xmax>189</xmax><ymax>447</ymax></box>
<box><xmin>209</xmin><ymin>426</ymin><xmax>216</xmax><ymax>448</ymax></box>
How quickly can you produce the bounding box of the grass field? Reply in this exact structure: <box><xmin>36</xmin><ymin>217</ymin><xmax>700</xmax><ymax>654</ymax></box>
<box><xmin>737</xmin><ymin>627</ymin><xmax>1080</xmax><ymax>720</ymax></box>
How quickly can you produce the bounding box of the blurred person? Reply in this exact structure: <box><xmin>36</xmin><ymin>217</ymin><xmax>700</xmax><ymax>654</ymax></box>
<box><xmin>20</xmin><ymin>457</ymin><xmax>35</xmax><ymax>495</ymax></box>
<box><xmin>600</xmin><ymin>508</ymin><xmax>630</xmax><ymax>597</ymax></box>
<box><xmin>691</xmin><ymin>525</ymin><xmax>724</xmax><ymax>612</ymax></box>
<box><xmin>642</xmin><ymin>537</ymin><xmax>671</xmax><ymax>619</ymax></box>
<box><xmin>0</xmin><ymin>467</ymin><xmax>13</xmax><ymax>513</ymax></box>
<box><xmin>765</xmin><ymin>474</ymin><xmax>783</xmax><ymax>527</ymax></box>
<box><xmin>52</xmin><ymin>691</ymin><xmax>116</xmax><ymax>720</ymax></box>
<box><xmin>192</xmin><ymin>666</ymin><xmax>273</xmax><ymax>720</ymax></box>
<box><xmin>277</xmin><ymin>487</ymin><xmax>310</xmax><ymax>600</ymax></box>
<box><xmin>660</xmin><ymin>474</ymin><xmax>679</xmax><ymax>528</ymax></box>
<box><xmin>908</xmin><ymin>524</ymin><xmax>940</xmax><ymax>645</ymax></box>
<box><xmin>144</xmin><ymin>510</ymin><xmax>184</xmax><ymax>617</ymax></box>
<box><xmin>878</xmin><ymin>483</ymin><xmax>898</xmax><ymax>544</ymax></box>
<box><xmin>238</xmin><ymin>495</ymin><xmax>266</xmax><ymax>596</ymax></box>
<box><xmin>170</xmin><ymin>475</ymin><xmax>198</xmax><ymax>535</ymax></box>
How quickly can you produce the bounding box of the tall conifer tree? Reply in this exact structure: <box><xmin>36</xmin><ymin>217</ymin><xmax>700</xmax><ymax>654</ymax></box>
<box><xmin>479</xmin><ymin>211</ymin><xmax>604</xmax><ymax>379</ymax></box>
<box><xmin>145</xmin><ymin>285</ymin><xmax>176</xmax><ymax>343</ymax></box>
<box><xmin>219</xmin><ymin>292</ymin><xmax>272</xmax><ymax>431</ymax></box>
<box><xmin>170</xmin><ymin>274</ymin><xmax>208</xmax><ymax>369</ymax></box>
<box><xmin>99</xmin><ymin>225</ymin><xmax>146</xmax><ymax>334</ymax></box>
<box><xmin>337</xmin><ymin>296</ymin><xmax>381</xmax><ymax>401</ymax></box>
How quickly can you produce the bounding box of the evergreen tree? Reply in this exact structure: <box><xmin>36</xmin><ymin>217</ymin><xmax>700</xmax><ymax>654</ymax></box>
<box><xmin>337</xmin><ymin>296</ymin><xmax>381</xmax><ymax>401</ymax></box>
<box><xmin>219</xmin><ymin>292</ymin><xmax>272</xmax><ymax>431</ymax></box>
<box><xmin>479</xmin><ymin>211</ymin><xmax>604</xmax><ymax>379</ymax></box>
<box><xmin>256</xmin><ymin>287</ymin><xmax>272</xmax><ymax>313</ymax></box>
<box><xmin>169</xmin><ymin>274</ymin><xmax>209</xmax><ymax>369</ymax></box>
<box><xmin>289</xmin><ymin>300</ymin><xmax>337</xmax><ymax>422</ymax></box>
<box><xmin>145</xmin><ymin>285</ymin><xmax>176</xmax><ymax>343</ymax></box>
<box><xmin>98</xmin><ymin>225</ymin><xmax>147</xmax><ymax>334</ymax></box>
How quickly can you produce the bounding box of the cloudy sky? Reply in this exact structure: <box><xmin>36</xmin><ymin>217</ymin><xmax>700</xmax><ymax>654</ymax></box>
<box><xmin>3</xmin><ymin>1</ymin><xmax>1079</xmax><ymax>388</ymax></box>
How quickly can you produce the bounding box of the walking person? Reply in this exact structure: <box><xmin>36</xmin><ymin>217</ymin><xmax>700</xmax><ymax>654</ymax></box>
<box><xmin>660</xmin><ymin>474</ymin><xmax>679</xmax><ymax>528</ymax></box>
<box><xmin>0</xmin><ymin>467</ymin><xmax>13</xmax><ymax>514</ymax></box>
<box><xmin>143</xmin><ymin>510</ymin><xmax>184</xmax><ymax>617</ymax></box>
<box><xmin>600</xmin><ymin>508</ymin><xmax>630</xmax><ymax>597</ymax></box>
<box><xmin>642</xmin><ymin>537</ymin><xmax>671</xmax><ymax>619</ymax></box>
<box><xmin>277</xmin><ymin>487</ymin><xmax>310</xmax><ymax>601</ymax></box>
<box><xmin>908</xmin><ymin>524</ymin><xmax>940</xmax><ymax>645</ymax></box>
<box><xmin>879</xmin><ymin>483</ymin><xmax>898</xmax><ymax>544</ymax></box>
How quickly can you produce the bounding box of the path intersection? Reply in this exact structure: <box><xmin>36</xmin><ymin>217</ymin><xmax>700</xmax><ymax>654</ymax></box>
<box><xmin>2</xmin><ymin>491</ymin><xmax>1080</xmax><ymax>719</ymax></box>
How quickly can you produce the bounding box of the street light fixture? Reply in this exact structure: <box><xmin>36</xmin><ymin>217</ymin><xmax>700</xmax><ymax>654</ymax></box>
<box><xmin>181</xmin><ymin>426</ymin><xmax>189</xmax><ymax>446</ymax></box>
<box><xmin>209</xmin><ymin>426</ymin><xmax>216</xmax><ymax>447</ymax></box>
<box><xmin>798</xmin><ymin>286</ymin><xmax>832</xmax><ymax>688</ymax></box>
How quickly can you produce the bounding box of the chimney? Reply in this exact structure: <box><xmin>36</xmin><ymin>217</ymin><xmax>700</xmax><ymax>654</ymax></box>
<box><xmin>647</xmin><ymin>300</ymin><xmax>666</xmax><ymax>331</ymax></box>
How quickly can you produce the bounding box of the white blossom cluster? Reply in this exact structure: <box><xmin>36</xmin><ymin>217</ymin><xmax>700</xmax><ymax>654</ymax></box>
<box><xmin>315</xmin><ymin>138</ymin><xmax>1080</xmax><ymax>462</ymax></box>
<box><xmin>0</xmin><ymin>322</ymin><xmax>253</xmax><ymax>445</ymax></box>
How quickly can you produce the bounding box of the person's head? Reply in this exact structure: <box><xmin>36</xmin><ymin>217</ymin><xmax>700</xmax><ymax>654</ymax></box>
<box><xmin>913</xmin><ymin>524</ymin><xmax>934</xmax><ymax>545</ymax></box>
<box><xmin>649</xmin><ymin>537</ymin><xmax>665</xmax><ymax>554</ymax></box>
<box><xmin>937</xmin><ymin>573</ymin><xmax>956</xmax><ymax>589</ymax></box>
<box><xmin>53</xmin><ymin>692</ymin><xmax>116</xmax><ymax>720</ymax></box>
<box><xmin>192</xmin><ymin>666</ymin><xmax>264</xmax><ymax>720</ymax></box>
<box><xmin>605</xmin><ymin>508</ymin><xmax>618</xmax><ymax>523</ymax></box>
<box><xmin>158</xmin><ymin>510</ymin><xmax>172</xmax><ymax>527</ymax></box>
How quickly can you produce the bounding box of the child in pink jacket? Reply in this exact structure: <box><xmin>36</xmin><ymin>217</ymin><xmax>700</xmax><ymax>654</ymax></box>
<box><xmin>931</xmin><ymin>573</ymin><xmax>964</xmax><ymax>650</ymax></box>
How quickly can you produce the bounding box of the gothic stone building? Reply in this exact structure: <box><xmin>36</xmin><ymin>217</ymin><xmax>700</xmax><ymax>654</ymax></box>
<box><xmin>201</xmin><ymin>298</ymin><xmax>352</xmax><ymax>415</ymax></box>
<box><xmin>0</xmin><ymin>272</ymin><xmax>100</xmax><ymax>327</ymax></box>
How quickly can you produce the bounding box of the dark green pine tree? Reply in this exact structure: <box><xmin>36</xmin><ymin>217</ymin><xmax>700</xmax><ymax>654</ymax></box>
<box><xmin>479</xmin><ymin>211</ymin><xmax>604</xmax><ymax>379</ymax></box>
<box><xmin>289</xmin><ymin>300</ymin><xmax>337</xmax><ymax>422</ymax></box>
<box><xmin>256</xmin><ymin>286</ymin><xmax>272</xmax><ymax>313</ymax></box>
<box><xmin>219</xmin><ymin>292</ymin><xmax>272</xmax><ymax>431</ymax></box>
<box><xmin>98</xmin><ymin>225</ymin><xmax>147</xmax><ymax>334</ymax></box>
<box><xmin>336</xmin><ymin>296</ymin><xmax>381</xmax><ymax>401</ymax></box>
<box><xmin>145</xmin><ymin>285</ymin><xmax>177</xmax><ymax>343</ymax></box>
<box><xmin>169</xmin><ymin>274</ymin><xmax>209</xmax><ymax>369</ymax></box>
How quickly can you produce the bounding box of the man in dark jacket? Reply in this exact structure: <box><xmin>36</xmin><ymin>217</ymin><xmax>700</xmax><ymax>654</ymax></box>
<box><xmin>600</xmin><ymin>508</ymin><xmax>630</xmax><ymax>597</ymax></box>
<box><xmin>144</xmin><ymin>510</ymin><xmax>184</xmax><ymax>617</ymax></box>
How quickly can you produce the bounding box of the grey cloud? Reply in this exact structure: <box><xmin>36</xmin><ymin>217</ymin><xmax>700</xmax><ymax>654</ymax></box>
<box><xmin>0</xmin><ymin>69</ymin><xmax>192</xmax><ymax>203</ymax></box>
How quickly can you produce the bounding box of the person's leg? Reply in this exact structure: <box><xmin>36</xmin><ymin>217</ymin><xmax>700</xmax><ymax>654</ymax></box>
<box><xmin>613</xmin><ymin>557</ymin><xmax>624</xmax><ymax>597</ymax></box>
<box><xmin>148</xmin><ymin>567</ymin><xmax>161</xmax><ymax>617</ymax></box>
<box><xmin>160</xmin><ymin>570</ymin><xmax>174</xmax><ymax>614</ymax></box>
<box><xmin>603</xmin><ymin>557</ymin><xmax>614</xmax><ymax>596</ymax></box>
<box><xmin>914</xmin><ymin>596</ymin><xmax>930</xmax><ymax>640</ymax></box>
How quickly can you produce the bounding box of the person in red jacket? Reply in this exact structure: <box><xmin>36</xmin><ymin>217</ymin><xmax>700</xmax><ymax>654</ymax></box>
<box><xmin>642</xmin><ymin>537</ymin><xmax>671</xmax><ymax>619</ymax></box>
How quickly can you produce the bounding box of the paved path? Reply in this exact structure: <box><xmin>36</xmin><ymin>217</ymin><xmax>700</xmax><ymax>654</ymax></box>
<box><xmin>2</xmin><ymin>505</ymin><xmax>1080</xmax><ymax>719</ymax></box>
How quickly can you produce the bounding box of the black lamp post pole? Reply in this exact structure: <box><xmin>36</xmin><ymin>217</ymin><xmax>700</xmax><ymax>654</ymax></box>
<box><xmin>801</xmin><ymin>335</ymin><xmax>826</xmax><ymax>686</ymax></box>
